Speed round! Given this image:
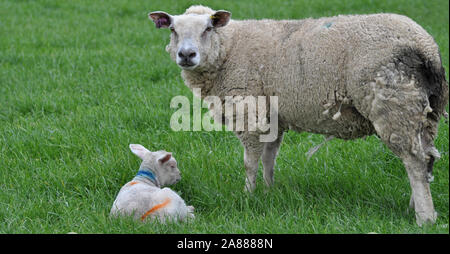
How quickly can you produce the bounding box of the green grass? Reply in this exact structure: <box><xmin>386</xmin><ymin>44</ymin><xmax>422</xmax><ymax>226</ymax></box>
<box><xmin>0</xmin><ymin>0</ymin><xmax>448</xmax><ymax>234</ymax></box>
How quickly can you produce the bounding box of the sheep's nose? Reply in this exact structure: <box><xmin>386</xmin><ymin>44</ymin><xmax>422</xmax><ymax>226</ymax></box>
<box><xmin>177</xmin><ymin>48</ymin><xmax>197</xmax><ymax>61</ymax></box>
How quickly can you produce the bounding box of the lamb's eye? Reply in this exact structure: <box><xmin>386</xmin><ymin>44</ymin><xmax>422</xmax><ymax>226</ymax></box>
<box><xmin>205</xmin><ymin>27</ymin><xmax>212</xmax><ymax>32</ymax></box>
<box><xmin>170</xmin><ymin>27</ymin><xmax>176</xmax><ymax>33</ymax></box>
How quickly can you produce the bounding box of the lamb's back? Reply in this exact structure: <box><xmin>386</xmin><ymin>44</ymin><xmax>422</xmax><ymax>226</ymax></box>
<box><xmin>110</xmin><ymin>182</ymin><xmax>159</xmax><ymax>219</ymax></box>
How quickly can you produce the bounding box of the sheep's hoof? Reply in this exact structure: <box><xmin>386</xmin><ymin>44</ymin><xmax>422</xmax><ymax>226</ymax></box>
<box><xmin>263</xmin><ymin>177</ymin><xmax>274</xmax><ymax>188</ymax></box>
<box><xmin>244</xmin><ymin>183</ymin><xmax>255</xmax><ymax>193</ymax></box>
<box><xmin>415</xmin><ymin>211</ymin><xmax>437</xmax><ymax>227</ymax></box>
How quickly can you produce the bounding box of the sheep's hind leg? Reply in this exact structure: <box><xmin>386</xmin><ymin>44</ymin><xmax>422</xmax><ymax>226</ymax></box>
<box><xmin>402</xmin><ymin>155</ymin><xmax>437</xmax><ymax>226</ymax></box>
<box><xmin>373</xmin><ymin>115</ymin><xmax>437</xmax><ymax>226</ymax></box>
<box><xmin>261</xmin><ymin>132</ymin><xmax>284</xmax><ymax>187</ymax></box>
<box><xmin>367</xmin><ymin>74</ymin><xmax>439</xmax><ymax>226</ymax></box>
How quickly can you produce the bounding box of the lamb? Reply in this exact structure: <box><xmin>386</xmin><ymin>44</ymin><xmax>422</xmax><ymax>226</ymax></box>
<box><xmin>110</xmin><ymin>144</ymin><xmax>194</xmax><ymax>223</ymax></box>
<box><xmin>148</xmin><ymin>5</ymin><xmax>449</xmax><ymax>226</ymax></box>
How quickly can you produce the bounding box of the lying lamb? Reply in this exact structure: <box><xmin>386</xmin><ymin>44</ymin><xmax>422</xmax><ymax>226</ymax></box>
<box><xmin>110</xmin><ymin>144</ymin><xmax>194</xmax><ymax>223</ymax></box>
<box><xmin>148</xmin><ymin>5</ymin><xmax>448</xmax><ymax>226</ymax></box>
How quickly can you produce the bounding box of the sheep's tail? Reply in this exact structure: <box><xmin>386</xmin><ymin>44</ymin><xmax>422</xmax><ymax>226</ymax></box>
<box><xmin>411</xmin><ymin>33</ymin><xmax>449</xmax><ymax>121</ymax></box>
<box><xmin>420</xmin><ymin>51</ymin><xmax>449</xmax><ymax>122</ymax></box>
<box><xmin>395</xmin><ymin>42</ymin><xmax>449</xmax><ymax>120</ymax></box>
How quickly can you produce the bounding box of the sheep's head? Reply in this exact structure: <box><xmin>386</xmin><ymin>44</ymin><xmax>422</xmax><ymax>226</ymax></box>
<box><xmin>149</xmin><ymin>6</ymin><xmax>231</xmax><ymax>71</ymax></box>
<box><xmin>129</xmin><ymin>144</ymin><xmax>181</xmax><ymax>186</ymax></box>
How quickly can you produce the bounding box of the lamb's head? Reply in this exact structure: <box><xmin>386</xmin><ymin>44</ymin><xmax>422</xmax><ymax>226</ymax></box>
<box><xmin>129</xmin><ymin>144</ymin><xmax>181</xmax><ymax>186</ymax></box>
<box><xmin>149</xmin><ymin>5</ymin><xmax>231</xmax><ymax>70</ymax></box>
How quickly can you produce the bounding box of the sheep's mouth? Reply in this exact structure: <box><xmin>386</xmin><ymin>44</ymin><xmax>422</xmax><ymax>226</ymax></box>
<box><xmin>178</xmin><ymin>62</ymin><xmax>197</xmax><ymax>69</ymax></box>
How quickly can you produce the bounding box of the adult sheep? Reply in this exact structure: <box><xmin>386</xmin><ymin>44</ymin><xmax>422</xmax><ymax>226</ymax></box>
<box><xmin>149</xmin><ymin>5</ymin><xmax>449</xmax><ymax>226</ymax></box>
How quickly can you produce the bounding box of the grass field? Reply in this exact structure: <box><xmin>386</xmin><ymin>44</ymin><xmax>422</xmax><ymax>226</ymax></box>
<box><xmin>0</xmin><ymin>0</ymin><xmax>448</xmax><ymax>234</ymax></box>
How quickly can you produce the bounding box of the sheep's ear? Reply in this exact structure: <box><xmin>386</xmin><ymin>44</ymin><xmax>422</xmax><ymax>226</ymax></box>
<box><xmin>129</xmin><ymin>144</ymin><xmax>151</xmax><ymax>160</ymax></box>
<box><xmin>149</xmin><ymin>11</ymin><xmax>172</xmax><ymax>29</ymax></box>
<box><xmin>210</xmin><ymin>10</ymin><xmax>231</xmax><ymax>28</ymax></box>
<box><xmin>158</xmin><ymin>153</ymin><xmax>172</xmax><ymax>164</ymax></box>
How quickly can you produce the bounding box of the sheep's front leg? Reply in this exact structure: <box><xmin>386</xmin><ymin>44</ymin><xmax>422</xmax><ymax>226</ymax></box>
<box><xmin>244</xmin><ymin>149</ymin><xmax>261</xmax><ymax>192</ymax></box>
<box><xmin>238</xmin><ymin>133</ymin><xmax>265</xmax><ymax>192</ymax></box>
<box><xmin>261</xmin><ymin>132</ymin><xmax>284</xmax><ymax>187</ymax></box>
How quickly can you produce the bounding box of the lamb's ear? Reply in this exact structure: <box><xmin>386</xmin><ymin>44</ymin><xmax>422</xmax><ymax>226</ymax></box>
<box><xmin>149</xmin><ymin>11</ymin><xmax>172</xmax><ymax>29</ymax></box>
<box><xmin>158</xmin><ymin>153</ymin><xmax>172</xmax><ymax>164</ymax></box>
<box><xmin>210</xmin><ymin>10</ymin><xmax>231</xmax><ymax>28</ymax></box>
<box><xmin>129</xmin><ymin>144</ymin><xmax>151</xmax><ymax>160</ymax></box>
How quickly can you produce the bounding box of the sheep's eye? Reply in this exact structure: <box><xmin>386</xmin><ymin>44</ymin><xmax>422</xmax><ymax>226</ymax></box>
<box><xmin>205</xmin><ymin>27</ymin><xmax>212</xmax><ymax>32</ymax></box>
<box><xmin>170</xmin><ymin>27</ymin><xmax>176</xmax><ymax>33</ymax></box>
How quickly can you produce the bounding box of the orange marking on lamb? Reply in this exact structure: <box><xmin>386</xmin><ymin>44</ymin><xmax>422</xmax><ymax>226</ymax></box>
<box><xmin>128</xmin><ymin>181</ymin><xmax>139</xmax><ymax>186</ymax></box>
<box><xmin>141</xmin><ymin>198</ymin><xmax>171</xmax><ymax>221</ymax></box>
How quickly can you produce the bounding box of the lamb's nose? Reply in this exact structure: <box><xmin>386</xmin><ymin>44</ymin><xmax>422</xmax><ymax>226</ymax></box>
<box><xmin>178</xmin><ymin>49</ymin><xmax>197</xmax><ymax>60</ymax></box>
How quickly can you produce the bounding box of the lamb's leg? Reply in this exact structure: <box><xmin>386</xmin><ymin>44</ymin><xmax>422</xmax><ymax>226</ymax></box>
<box><xmin>261</xmin><ymin>132</ymin><xmax>284</xmax><ymax>187</ymax></box>
<box><xmin>237</xmin><ymin>132</ymin><xmax>265</xmax><ymax>192</ymax></box>
<box><xmin>187</xmin><ymin>206</ymin><xmax>195</xmax><ymax>220</ymax></box>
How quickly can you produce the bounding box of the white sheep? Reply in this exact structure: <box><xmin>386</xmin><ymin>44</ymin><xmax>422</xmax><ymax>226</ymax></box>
<box><xmin>149</xmin><ymin>5</ymin><xmax>449</xmax><ymax>226</ymax></box>
<box><xmin>110</xmin><ymin>144</ymin><xmax>194</xmax><ymax>223</ymax></box>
